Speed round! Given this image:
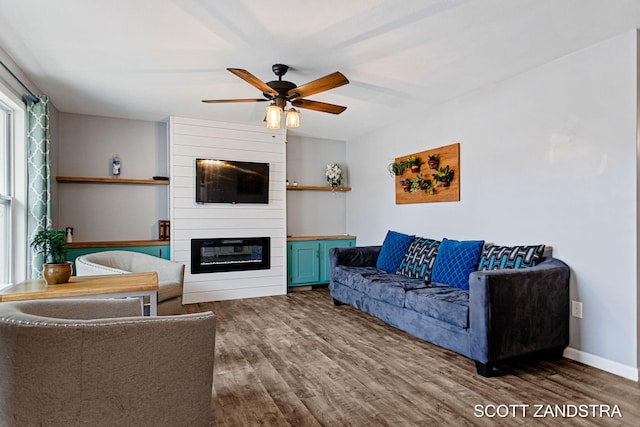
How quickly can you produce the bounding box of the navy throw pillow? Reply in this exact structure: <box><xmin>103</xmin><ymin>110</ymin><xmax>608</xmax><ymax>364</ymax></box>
<box><xmin>376</xmin><ymin>230</ymin><xmax>415</xmax><ymax>273</ymax></box>
<box><xmin>431</xmin><ymin>238</ymin><xmax>484</xmax><ymax>290</ymax></box>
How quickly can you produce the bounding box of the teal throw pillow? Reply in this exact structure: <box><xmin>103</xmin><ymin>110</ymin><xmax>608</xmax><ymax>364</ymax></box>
<box><xmin>396</xmin><ymin>237</ymin><xmax>441</xmax><ymax>281</ymax></box>
<box><xmin>477</xmin><ymin>244</ymin><xmax>545</xmax><ymax>270</ymax></box>
<box><xmin>376</xmin><ymin>230</ymin><xmax>415</xmax><ymax>273</ymax></box>
<box><xmin>431</xmin><ymin>238</ymin><xmax>484</xmax><ymax>290</ymax></box>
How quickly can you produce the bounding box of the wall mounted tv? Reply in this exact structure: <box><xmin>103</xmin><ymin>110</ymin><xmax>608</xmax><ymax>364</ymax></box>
<box><xmin>195</xmin><ymin>159</ymin><xmax>270</xmax><ymax>204</ymax></box>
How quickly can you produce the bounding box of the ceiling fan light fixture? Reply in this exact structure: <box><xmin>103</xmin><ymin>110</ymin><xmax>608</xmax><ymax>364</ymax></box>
<box><xmin>285</xmin><ymin>108</ymin><xmax>300</xmax><ymax>128</ymax></box>
<box><xmin>265</xmin><ymin>103</ymin><xmax>282</xmax><ymax>129</ymax></box>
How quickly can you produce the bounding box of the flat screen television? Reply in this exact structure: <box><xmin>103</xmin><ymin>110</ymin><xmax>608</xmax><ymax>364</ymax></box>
<box><xmin>195</xmin><ymin>159</ymin><xmax>269</xmax><ymax>204</ymax></box>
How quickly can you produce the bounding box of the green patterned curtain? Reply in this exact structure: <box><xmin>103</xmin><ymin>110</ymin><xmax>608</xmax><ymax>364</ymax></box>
<box><xmin>26</xmin><ymin>95</ymin><xmax>51</xmax><ymax>278</ymax></box>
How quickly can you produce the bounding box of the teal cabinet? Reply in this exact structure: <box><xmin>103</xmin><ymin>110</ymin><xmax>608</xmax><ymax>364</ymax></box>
<box><xmin>288</xmin><ymin>237</ymin><xmax>356</xmax><ymax>287</ymax></box>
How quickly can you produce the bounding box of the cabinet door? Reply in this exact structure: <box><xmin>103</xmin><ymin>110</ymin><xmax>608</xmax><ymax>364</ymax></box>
<box><xmin>288</xmin><ymin>241</ymin><xmax>320</xmax><ymax>286</ymax></box>
<box><xmin>319</xmin><ymin>239</ymin><xmax>356</xmax><ymax>283</ymax></box>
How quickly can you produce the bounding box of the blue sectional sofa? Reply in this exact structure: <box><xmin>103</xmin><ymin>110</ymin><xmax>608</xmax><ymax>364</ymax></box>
<box><xmin>329</xmin><ymin>238</ymin><xmax>570</xmax><ymax>376</ymax></box>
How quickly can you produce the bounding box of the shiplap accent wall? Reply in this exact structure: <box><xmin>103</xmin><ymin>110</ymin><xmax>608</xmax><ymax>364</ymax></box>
<box><xmin>169</xmin><ymin>117</ymin><xmax>287</xmax><ymax>303</ymax></box>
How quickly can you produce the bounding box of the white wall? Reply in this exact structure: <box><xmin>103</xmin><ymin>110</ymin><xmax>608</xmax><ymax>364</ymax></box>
<box><xmin>286</xmin><ymin>134</ymin><xmax>348</xmax><ymax>236</ymax></box>
<box><xmin>170</xmin><ymin>117</ymin><xmax>287</xmax><ymax>303</ymax></box>
<box><xmin>56</xmin><ymin>113</ymin><xmax>168</xmax><ymax>241</ymax></box>
<box><xmin>347</xmin><ymin>31</ymin><xmax>638</xmax><ymax>379</ymax></box>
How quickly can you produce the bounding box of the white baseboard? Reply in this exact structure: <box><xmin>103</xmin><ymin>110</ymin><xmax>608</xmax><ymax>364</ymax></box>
<box><xmin>182</xmin><ymin>284</ymin><xmax>286</xmax><ymax>304</ymax></box>
<box><xmin>563</xmin><ymin>347</ymin><xmax>639</xmax><ymax>382</ymax></box>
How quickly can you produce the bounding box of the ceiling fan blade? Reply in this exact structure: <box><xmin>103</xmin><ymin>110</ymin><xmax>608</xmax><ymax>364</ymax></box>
<box><xmin>288</xmin><ymin>72</ymin><xmax>349</xmax><ymax>98</ymax></box>
<box><xmin>227</xmin><ymin>68</ymin><xmax>278</xmax><ymax>97</ymax></box>
<box><xmin>291</xmin><ymin>99</ymin><xmax>347</xmax><ymax>115</ymax></box>
<box><xmin>202</xmin><ymin>98</ymin><xmax>268</xmax><ymax>103</ymax></box>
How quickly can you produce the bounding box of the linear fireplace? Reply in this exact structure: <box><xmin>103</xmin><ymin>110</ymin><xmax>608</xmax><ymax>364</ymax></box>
<box><xmin>191</xmin><ymin>237</ymin><xmax>270</xmax><ymax>274</ymax></box>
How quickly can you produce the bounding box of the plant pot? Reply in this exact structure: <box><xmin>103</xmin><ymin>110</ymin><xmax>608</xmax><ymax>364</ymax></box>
<box><xmin>43</xmin><ymin>262</ymin><xmax>72</xmax><ymax>285</ymax></box>
<box><xmin>437</xmin><ymin>181</ymin><xmax>450</xmax><ymax>188</ymax></box>
<box><xmin>427</xmin><ymin>159</ymin><xmax>439</xmax><ymax>169</ymax></box>
<box><xmin>410</xmin><ymin>164</ymin><xmax>420</xmax><ymax>173</ymax></box>
<box><xmin>400</xmin><ymin>179</ymin><xmax>411</xmax><ymax>192</ymax></box>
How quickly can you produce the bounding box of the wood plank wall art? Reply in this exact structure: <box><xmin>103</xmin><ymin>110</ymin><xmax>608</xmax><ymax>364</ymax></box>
<box><xmin>392</xmin><ymin>143</ymin><xmax>460</xmax><ymax>204</ymax></box>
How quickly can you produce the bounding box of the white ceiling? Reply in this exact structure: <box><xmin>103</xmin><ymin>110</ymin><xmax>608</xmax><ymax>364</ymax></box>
<box><xmin>1</xmin><ymin>0</ymin><xmax>640</xmax><ymax>141</ymax></box>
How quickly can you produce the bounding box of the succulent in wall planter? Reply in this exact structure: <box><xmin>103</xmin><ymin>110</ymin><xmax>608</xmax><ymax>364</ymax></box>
<box><xmin>409</xmin><ymin>174</ymin><xmax>435</xmax><ymax>194</ymax></box>
<box><xmin>31</xmin><ymin>228</ymin><xmax>72</xmax><ymax>285</ymax></box>
<box><xmin>400</xmin><ymin>178</ymin><xmax>412</xmax><ymax>192</ymax></box>
<box><xmin>402</xmin><ymin>156</ymin><xmax>422</xmax><ymax>173</ymax></box>
<box><xmin>388</xmin><ymin>161</ymin><xmax>407</xmax><ymax>177</ymax></box>
<box><xmin>427</xmin><ymin>154</ymin><xmax>440</xmax><ymax>170</ymax></box>
<box><xmin>432</xmin><ymin>165</ymin><xmax>454</xmax><ymax>188</ymax></box>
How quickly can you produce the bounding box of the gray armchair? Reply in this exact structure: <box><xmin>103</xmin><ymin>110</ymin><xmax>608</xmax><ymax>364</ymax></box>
<box><xmin>0</xmin><ymin>298</ymin><xmax>215</xmax><ymax>427</ymax></box>
<box><xmin>75</xmin><ymin>250</ymin><xmax>185</xmax><ymax>315</ymax></box>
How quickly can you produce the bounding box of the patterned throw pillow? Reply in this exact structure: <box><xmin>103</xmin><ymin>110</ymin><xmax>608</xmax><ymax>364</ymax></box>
<box><xmin>396</xmin><ymin>237</ymin><xmax>441</xmax><ymax>281</ymax></box>
<box><xmin>376</xmin><ymin>230</ymin><xmax>415</xmax><ymax>273</ymax></box>
<box><xmin>430</xmin><ymin>238</ymin><xmax>484</xmax><ymax>290</ymax></box>
<box><xmin>477</xmin><ymin>244</ymin><xmax>545</xmax><ymax>270</ymax></box>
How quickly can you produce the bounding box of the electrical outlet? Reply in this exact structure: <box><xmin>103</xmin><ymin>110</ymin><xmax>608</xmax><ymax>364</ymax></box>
<box><xmin>572</xmin><ymin>300</ymin><xmax>583</xmax><ymax>318</ymax></box>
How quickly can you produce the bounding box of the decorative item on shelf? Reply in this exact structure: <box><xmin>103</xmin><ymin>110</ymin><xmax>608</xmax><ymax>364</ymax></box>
<box><xmin>111</xmin><ymin>154</ymin><xmax>121</xmax><ymax>177</ymax></box>
<box><xmin>402</xmin><ymin>156</ymin><xmax>422</xmax><ymax>173</ymax></box>
<box><xmin>65</xmin><ymin>227</ymin><xmax>73</xmax><ymax>243</ymax></box>
<box><xmin>159</xmin><ymin>220</ymin><xmax>170</xmax><ymax>241</ymax></box>
<box><xmin>31</xmin><ymin>228</ymin><xmax>72</xmax><ymax>285</ymax></box>
<box><xmin>325</xmin><ymin>163</ymin><xmax>343</xmax><ymax>188</ymax></box>
<box><xmin>432</xmin><ymin>165</ymin><xmax>454</xmax><ymax>187</ymax></box>
<box><xmin>427</xmin><ymin>154</ymin><xmax>440</xmax><ymax>169</ymax></box>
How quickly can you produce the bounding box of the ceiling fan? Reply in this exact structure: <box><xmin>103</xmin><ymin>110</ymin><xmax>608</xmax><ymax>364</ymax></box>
<box><xmin>202</xmin><ymin>64</ymin><xmax>349</xmax><ymax>128</ymax></box>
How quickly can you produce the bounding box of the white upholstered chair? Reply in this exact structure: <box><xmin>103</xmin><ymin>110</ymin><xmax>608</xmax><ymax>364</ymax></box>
<box><xmin>75</xmin><ymin>250</ymin><xmax>184</xmax><ymax>315</ymax></box>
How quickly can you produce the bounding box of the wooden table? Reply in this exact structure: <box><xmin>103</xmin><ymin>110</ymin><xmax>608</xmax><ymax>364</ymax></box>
<box><xmin>0</xmin><ymin>272</ymin><xmax>159</xmax><ymax>316</ymax></box>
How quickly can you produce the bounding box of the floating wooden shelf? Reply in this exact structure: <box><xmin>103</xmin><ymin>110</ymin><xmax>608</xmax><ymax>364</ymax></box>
<box><xmin>286</xmin><ymin>185</ymin><xmax>351</xmax><ymax>192</ymax></box>
<box><xmin>56</xmin><ymin>176</ymin><xmax>169</xmax><ymax>185</ymax></box>
<box><xmin>287</xmin><ymin>235</ymin><xmax>356</xmax><ymax>241</ymax></box>
<box><xmin>67</xmin><ymin>240</ymin><xmax>168</xmax><ymax>249</ymax></box>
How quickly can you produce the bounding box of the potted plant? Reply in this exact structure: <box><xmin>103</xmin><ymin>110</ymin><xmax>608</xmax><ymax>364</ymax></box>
<box><xmin>427</xmin><ymin>154</ymin><xmax>440</xmax><ymax>170</ymax></box>
<box><xmin>409</xmin><ymin>174</ymin><xmax>435</xmax><ymax>194</ymax></box>
<box><xmin>432</xmin><ymin>165</ymin><xmax>454</xmax><ymax>188</ymax></box>
<box><xmin>402</xmin><ymin>156</ymin><xmax>422</xmax><ymax>173</ymax></box>
<box><xmin>325</xmin><ymin>163</ymin><xmax>343</xmax><ymax>188</ymax></box>
<box><xmin>400</xmin><ymin>178</ymin><xmax>412</xmax><ymax>192</ymax></box>
<box><xmin>31</xmin><ymin>228</ymin><xmax>72</xmax><ymax>285</ymax></box>
<box><xmin>388</xmin><ymin>161</ymin><xmax>407</xmax><ymax>177</ymax></box>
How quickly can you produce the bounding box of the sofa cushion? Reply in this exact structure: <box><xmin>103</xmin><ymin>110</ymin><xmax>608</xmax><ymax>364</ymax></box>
<box><xmin>396</xmin><ymin>237</ymin><xmax>440</xmax><ymax>281</ymax></box>
<box><xmin>333</xmin><ymin>266</ymin><xmax>427</xmax><ymax>307</ymax></box>
<box><xmin>376</xmin><ymin>230</ymin><xmax>415</xmax><ymax>273</ymax></box>
<box><xmin>405</xmin><ymin>286</ymin><xmax>470</xmax><ymax>328</ymax></box>
<box><xmin>431</xmin><ymin>238</ymin><xmax>484</xmax><ymax>290</ymax></box>
<box><xmin>477</xmin><ymin>244</ymin><xmax>545</xmax><ymax>270</ymax></box>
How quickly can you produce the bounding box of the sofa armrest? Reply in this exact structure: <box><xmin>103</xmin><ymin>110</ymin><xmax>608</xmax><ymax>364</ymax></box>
<box><xmin>329</xmin><ymin>245</ymin><xmax>381</xmax><ymax>270</ymax></box>
<box><xmin>468</xmin><ymin>257</ymin><xmax>570</xmax><ymax>364</ymax></box>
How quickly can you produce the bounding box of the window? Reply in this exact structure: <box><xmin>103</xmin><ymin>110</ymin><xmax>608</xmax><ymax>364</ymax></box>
<box><xmin>0</xmin><ymin>82</ymin><xmax>26</xmax><ymax>287</ymax></box>
<box><xmin>0</xmin><ymin>103</ymin><xmax>10</xmax><ymax>285</ymax></box>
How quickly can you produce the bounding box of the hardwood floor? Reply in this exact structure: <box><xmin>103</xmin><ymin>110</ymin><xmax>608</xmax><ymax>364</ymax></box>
<box><xmin>185</xmin><ymin>288</ymin><xmax>640</xmax><ymax>426</ymax></box>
